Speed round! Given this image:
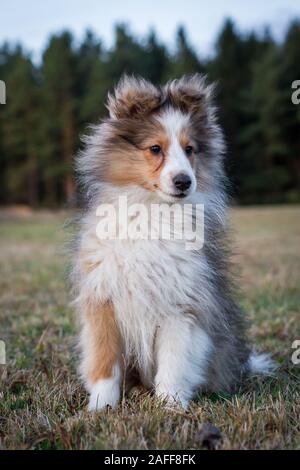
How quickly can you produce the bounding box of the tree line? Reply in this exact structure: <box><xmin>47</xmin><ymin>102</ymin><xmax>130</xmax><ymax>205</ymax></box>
<box><xmin>0</xmin><ymin>19</ymin><xmax>299</xmax><ymax>207</ymax></box>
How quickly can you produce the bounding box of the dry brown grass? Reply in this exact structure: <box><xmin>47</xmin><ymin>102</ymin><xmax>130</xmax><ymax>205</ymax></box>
<box><xmin>0</xmin><ymin>206</ymin><xmax>299</xmax><ymax>449</ymax></box>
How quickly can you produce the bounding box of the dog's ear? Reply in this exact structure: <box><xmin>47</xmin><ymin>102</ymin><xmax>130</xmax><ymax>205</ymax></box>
<box><xmin>165</xmin><ymin>74</ymin><xmax>215</xmax><ymax>115</ymax></box>
<box><xmin>107</xmin><ymin>75</ymin><xmax>162</xmax><ymax>119</ymax></box>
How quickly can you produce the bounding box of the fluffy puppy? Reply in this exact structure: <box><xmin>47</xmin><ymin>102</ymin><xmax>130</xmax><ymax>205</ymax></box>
<box><xmin>72</xmin><ymin>74</ymin><xmax>274</xmax><ymax>410</ymax></box>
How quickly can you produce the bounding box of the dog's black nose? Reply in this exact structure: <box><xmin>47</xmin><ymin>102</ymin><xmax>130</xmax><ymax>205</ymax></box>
<box><xmin>173</xmin><ymin>173</ymin><xmax>192</xmax><ymax>192</ymax></box>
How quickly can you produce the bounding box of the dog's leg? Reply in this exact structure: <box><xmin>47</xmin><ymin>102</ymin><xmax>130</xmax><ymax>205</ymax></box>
<box><xmin>154</xmin><ymin>315</ymin><xmax>213</xmax><ymax>409</ymax></box>
<box><xmin>79</xmin><ymin>300</ymin><xmax>122</xmax><ymax>411</ymax></box>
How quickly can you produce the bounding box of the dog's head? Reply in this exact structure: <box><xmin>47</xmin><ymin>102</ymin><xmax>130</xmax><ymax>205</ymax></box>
<box><xmin>82</xmin><ymin>74</ymin><xmax>224</xmax><ymax>201</ymax></box>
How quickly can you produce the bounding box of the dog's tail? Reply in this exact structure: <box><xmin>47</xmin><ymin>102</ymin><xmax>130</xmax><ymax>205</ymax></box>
<box><xmin>247</xmin><ymin>351</ymin><xmax>277</xmax><ymax>376</ymax></box>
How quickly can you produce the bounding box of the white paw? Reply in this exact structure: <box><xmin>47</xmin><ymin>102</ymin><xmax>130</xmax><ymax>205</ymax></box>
<box><xmin>88</xmin><ymin>376</ymin><xmax>120</xmax><ymax>411</ymax></box>
<box><xmin>155</xmin><ymin>386</ymin><xmax>189</xmax><ymax>410</ymax></box>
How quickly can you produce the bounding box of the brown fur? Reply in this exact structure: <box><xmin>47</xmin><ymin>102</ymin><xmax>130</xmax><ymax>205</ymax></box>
<box><xmin>164</xmin><ymin>76</ymin><xmax>213</xmax><ymax>118</ymax></box>
<box><xmin>107</xmin><ymin>75</ymin><xmax>163</xmax><ymax>119</ymax></box>
<box><xmin>95</xmin><ymin>92</ymin><xmax>201</xmax><ymax>193</ymax></box>
<box><xmin>98</xmin><ymin>118</ymin><xmax>174</xmax><ymax>192</ymax></box>
<box><xmin>83</xmin><ymin>300</ymin><xmax>121</xmax><ymax>383</ymax></box>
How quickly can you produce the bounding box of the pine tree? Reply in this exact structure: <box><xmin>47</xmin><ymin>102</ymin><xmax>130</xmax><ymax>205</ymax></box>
<box><xmin>106</xmin><ymin>24</ymin><xmax>146</xmax><ymax>81</ymax></box>
<box><xmin>142</xmin><ymin>30</ymin><xmax>169</xmax><ymax>84</ymax></box>
<box><xmin>239</xmin><ymin>41</ymin><xmax>289</xmax><ymax>202</ymax></box>
<box><xmin>0</xmin><ymin>46</ymin><xmax>40</xmax><ymax>205</ymax></box>
<box><xmin>280</xmin><ymin>21</ymin><xmax>300</xmax><ymax>201</ymax></box>
<box><xmin>0</xmin><ymin>44</ymin><xmax>10</xmax><ymax>204</ymax></box>
<box><xmin>76</xmin><ymin>30</ymin><xmax>108</xmax><ymax>126</ymax></box>
<box><xmin>166</xmin><ymin>26</ymin><xmax>203</xmax><ymax>79</ymax></box>
<box><xmin>41</xmin><ymin>32</ymin><xmax>77</xmax><ymax>206</ymax></box>
<box><xmin>208</xmin><ymin>19</ymin><xmax>246</xmax><ymax>192</ymax></box>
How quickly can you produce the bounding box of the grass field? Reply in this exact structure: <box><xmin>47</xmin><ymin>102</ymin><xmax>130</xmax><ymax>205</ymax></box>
<box><xmin>0</xmin><ymin>206</ymin><xmax>299</xmax><ymax>450</ymax></box>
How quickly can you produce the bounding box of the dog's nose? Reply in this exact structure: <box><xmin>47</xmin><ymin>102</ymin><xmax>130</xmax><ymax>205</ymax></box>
<box><xmin>173</xmin><ymin>173</ymin><xmax>192</xmax><ymax>192</ymax></box>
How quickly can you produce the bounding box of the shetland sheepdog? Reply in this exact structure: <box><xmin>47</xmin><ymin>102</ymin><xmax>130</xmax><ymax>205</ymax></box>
<box><xmin>72</xmin><ymin>75</ymin><xmax>275</xmax><ymax>411</ymax></box>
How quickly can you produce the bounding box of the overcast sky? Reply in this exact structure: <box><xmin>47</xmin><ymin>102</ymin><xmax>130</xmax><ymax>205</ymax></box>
<box><xmin>1</xmin><ymin>0</ymin><xmax>300</xmax><ymax>61</ymax></box>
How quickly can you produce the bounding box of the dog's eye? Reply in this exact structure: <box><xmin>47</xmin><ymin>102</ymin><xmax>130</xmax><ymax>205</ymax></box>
<box><xmin>150</xmin><ymin>145</ymin><xmax>162</xmax><ymax>155</ymax></box>
<box><xmin>185</xmin><ymin>146</ymin><xmax>194</xmax><ymax>157</ymax></box>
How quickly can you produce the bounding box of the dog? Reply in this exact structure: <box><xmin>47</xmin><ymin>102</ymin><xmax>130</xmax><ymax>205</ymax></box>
<box><xmin>72</xmin><ymin>74</ymin><xmax>275</xmax><ymax>411</ymax></box>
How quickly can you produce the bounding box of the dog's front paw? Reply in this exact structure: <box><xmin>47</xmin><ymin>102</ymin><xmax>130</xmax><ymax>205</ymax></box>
<box><xmin>88</xmin><ymin>377</ymin><xmax>120</xmax><ymax>411</ymax></box>
<box><xmin>155</xmin><ymin>386</ymin><xmax>189</xmax><ymax>410</ymax></box>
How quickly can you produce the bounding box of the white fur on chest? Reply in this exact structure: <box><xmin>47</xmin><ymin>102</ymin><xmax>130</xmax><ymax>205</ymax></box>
<box><xmin>78</xmin><ymin>187</ymin><xmax>213</xmax><ymax>382</ymax></box>
<box><xmin>89</xmin><ymin>238</ymin><xmax>206</xmax><ymax>378</ymax></box>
